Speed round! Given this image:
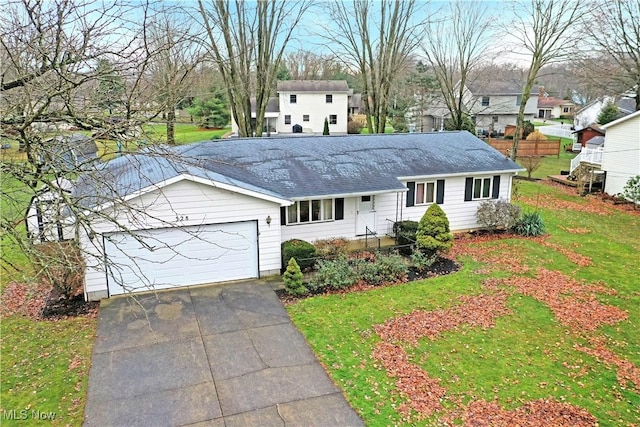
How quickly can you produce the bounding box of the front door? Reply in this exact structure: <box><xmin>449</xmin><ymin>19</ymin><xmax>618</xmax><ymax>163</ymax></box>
<box><xmin>356</xmin><ymin>195</ymin><xmax>376</xmax><ymax>236</ymax></box>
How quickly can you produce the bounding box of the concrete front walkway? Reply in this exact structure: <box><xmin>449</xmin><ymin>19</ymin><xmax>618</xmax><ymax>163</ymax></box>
<box><xmin>84</xmin><ymin>281</ymin><xmax>363</xmax><ymax>427</ymax></box>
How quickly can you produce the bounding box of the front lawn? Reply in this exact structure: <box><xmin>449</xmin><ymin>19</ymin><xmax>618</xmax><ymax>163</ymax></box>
<box><xmin>1</xmin><ymin>173</ymin><xmax>97</xmax><ymax>426</ymax></box>
<box><xmin>287</xmin><ymin>180</ymin><xmax>639</xmax><ymax>425</ymax></box>
<box><xmin>0</xmin><ymin>316</ymin><xmax>96</xmax><ymax>426</ymax></box>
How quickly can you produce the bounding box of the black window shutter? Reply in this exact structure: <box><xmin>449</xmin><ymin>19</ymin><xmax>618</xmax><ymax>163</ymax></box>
<box><xmin>280</xmin><ymin>207</ymin><xmax>286</xmax><ymax>225</ymax></box>
<box><xmin>492</xmin><ymin>175</ymin><xmax>501</xmax><ymax>199</ymax></box>
<box><xmin>406</xmin><ymin>182</ymin><xmax>415</xmax><ymax>207</ymax></box>
<box><xmin>335</xmin><ymin>198</ymin><xmax>344</xmax><ymax>220</ymax></box>
<box><xmin>464</xmin><ymin>177</ymin><xmax>473</xmax><ymax>201</ymax></box>
<box><xmin>436</xmin><ymin>179</ymin><xmax>445</xmax><ymax>204</ymax></box>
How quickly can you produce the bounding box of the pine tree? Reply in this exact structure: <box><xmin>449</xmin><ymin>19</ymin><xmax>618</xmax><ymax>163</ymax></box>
<box><xmin>416</xmin><ymin>204</ymin><xmax>453</xmax><ymax>255</ymax></box>
<box><xmin>597</xmin><ymin>102</ymin><xmax>620</xmax><ymax>125</ymax></box>
<box><xmin>323</xmin><ymin>117</ymin><xmax>330</xmax><ymax>135</ymax></box>
<box><xmin>283</xmin><ymin>258</ymin><xmax>307</xmax><ymax>295</ymax></box>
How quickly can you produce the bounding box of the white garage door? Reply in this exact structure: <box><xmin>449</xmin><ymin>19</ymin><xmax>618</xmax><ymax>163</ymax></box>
<box><xmin>104</xmin><ymin>221</ymin><xmax>258</xmax><ymax>296</ymax></box>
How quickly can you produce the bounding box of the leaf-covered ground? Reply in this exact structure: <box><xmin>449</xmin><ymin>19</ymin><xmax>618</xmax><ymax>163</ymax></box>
<box><xmin>287</xmin><ymin>181</ymin><xmax>640</xmax><ymax>426</ymax></box>
<box><xmin>1</xmin><ymin>281</ymin><xmax>98</xmax><ymax>426</ymax></box>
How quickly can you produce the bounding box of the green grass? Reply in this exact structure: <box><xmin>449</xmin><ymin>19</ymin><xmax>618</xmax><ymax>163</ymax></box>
<box><xmin>0</xmin><ymin>317</ymin><xmax>97</xmax><ymax>426</ymax></box>
<box><xmin>534</xmin><ymin>118</ymin><xmax>571</xmax><ymax>126</ymax></box>
<box><xmin>515</xmin><ymin>138</ymin><xmax>576</xmax><ymax>179</ymax></box>
<box><xmin>359</xmin><ymin>125</ymin><xmax>395</xmax><ymax>134</ymax></box>
<box><xmin>1</xmin><ymin>173</ymin><xmax>96</xmax><ymax>426</ymax></box>
<box><xmin>287</xmin><ymin>180</ymin><xmax>640</xmax><ymax>425</ymax></box>
<box><xmin>143</xmin><ymin>123</ymin><xmax>230</xmax><ymax>144</ymax></box>
<box><xmin>519</xmin><ymin>151</ymin><xmax>576</xmax><ymax>179</ymax></box>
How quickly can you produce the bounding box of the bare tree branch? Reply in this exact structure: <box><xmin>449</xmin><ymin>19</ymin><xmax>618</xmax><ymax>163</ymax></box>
<box><xmin>320</xmin><ymin>0</ymin><xmax>424</xmax><ymax>133</ymax></box>
<box><xmin>508</xmin><ymin>0</ymin><xmax>583</xmax><ymax>159</ymax></box>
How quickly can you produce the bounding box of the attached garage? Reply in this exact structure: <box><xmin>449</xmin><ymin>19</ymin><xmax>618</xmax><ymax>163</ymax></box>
<box><xmin>104</xmin><ymin>221</ymin><xmax>258</xmax><ymax>296</ymax></box>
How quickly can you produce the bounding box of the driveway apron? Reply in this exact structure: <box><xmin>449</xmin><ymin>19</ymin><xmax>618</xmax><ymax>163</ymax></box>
<box><xmin>83</xmin><ymin>281</ymin><xmax>364</xmax><ymax>427</ymax></box>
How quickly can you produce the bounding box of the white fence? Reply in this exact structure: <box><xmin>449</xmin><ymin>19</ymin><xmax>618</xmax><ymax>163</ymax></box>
<box><xmin>537</xmin><ymin>125</ymin><xmax>575</xmax><ymax>140</ymax></box>
<box><xmin>570</xmin><ymin>146</ymin><xmax>604</xmax><ymax>175</ymax></box>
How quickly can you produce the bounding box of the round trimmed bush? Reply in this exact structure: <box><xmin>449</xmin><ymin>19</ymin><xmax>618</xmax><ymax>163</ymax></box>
<box><xmin>282</xmin><ymin>239</ymin><xmax>317</xmax><ymax>270</ymax></box>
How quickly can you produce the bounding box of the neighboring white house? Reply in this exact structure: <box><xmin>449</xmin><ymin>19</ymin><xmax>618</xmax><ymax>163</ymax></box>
<box><xmin>600</xmin><ymin>109</ymin><xmax>640</xmax><ymax>197</ymax></box>
<box><xmin>573</xmin><ymin>96</ymin><xmax>636</xmax><ymax>131</ymax></box>
<box><xmin>42</xmin><ymin>132</ymin><xmax>523</xmax><ymax>300</ymax></box>
<box><xmin>277</xmin><ymin>80</ymin><xmax>350</xmax><ymax>135</ymax></box>
<box><xmin>230</xmin><ymin>80</ymin><xmax>352</xmax><ymax>135</ymax></box>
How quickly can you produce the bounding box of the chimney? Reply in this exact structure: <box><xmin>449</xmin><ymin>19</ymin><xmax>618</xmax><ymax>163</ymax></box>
<box><xmin>538</xmin><ymin>86</ymin><xmax>545</xmax><ymax>98</ymax></box>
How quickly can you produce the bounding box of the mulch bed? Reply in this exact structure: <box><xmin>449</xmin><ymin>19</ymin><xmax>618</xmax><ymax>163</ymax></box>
<box><xmin>1</xmin><ymin>281</ymin><xmax>98</xmax><ymax>321</ymax></box>
<box><xmin>276</xmin><ymin>257</ymin><xmax>461</xmax><ymax>305</ymax></box>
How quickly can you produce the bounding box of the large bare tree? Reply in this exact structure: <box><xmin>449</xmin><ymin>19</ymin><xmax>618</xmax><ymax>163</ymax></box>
<box><xmin>196</xmin><ymin>0</ymin><xmax>311</xmax><ymax>137</ymax></box>
<box><xmin>321</xmin><ymin>0</ymin><xmax>423</xmax><ymax>133</ymax></box>
<box><xmin>421</xmin><ymin>0</ymin><xmax>494</xmax><ymax>131</ymax></box>
<box><xmin>0</xmin><ymin>0</ymin><xmax>205</xmax><ymax>295</ymax></box>
<box><xmin>508</xmin><ymin>0</ymin><xmax>582</xmax><ymax>159</ymax></box>
<box><xmin>580</xmin><ymin>0</ymin><xmax>640</xmax><ymax>111</ymax></box>
<box><xmin>145</xmin><ymin>8</ymin><xmax>202</xmax><ymax>145</ymax></box>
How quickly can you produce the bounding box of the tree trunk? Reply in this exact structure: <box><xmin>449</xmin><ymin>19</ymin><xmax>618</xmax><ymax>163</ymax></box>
<box><xmin>167</xmin><ymin>108</ymin><xmax>175</xmax><ymax>145</ymax></box>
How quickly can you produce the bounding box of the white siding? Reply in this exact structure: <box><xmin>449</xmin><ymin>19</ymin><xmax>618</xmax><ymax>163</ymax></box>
<box><xmin>281</xmin><ymin>197</ymin><xmax>358</xmax><ymax>242</ymax></box>
<box><xmin>400</xmin><ymin>175</ymin><xmax>514</xmax><ymax>231</ymax></box>
<box><xmin>26</xmin><ymin>194</ymin><xmax>75</xmax><ymax>242</ymax></box>
<box><xmin>278</xmin><ymin>91</ymin><xmax>348</xmax><ymax>134</ymax></box>
<box><xmin>82</xmin><ymin>179</ymin><xmax>282</xmax><ymax>300</ymax></box>
<box><xmin>602</xmin><ymin>113</ymin><xmax>640</xmax><ymax>196</ymax></box>
<box><xmin>278</xmin><ymin>174</ymin><xmax>516</xmax><ymax>246</ymax></box>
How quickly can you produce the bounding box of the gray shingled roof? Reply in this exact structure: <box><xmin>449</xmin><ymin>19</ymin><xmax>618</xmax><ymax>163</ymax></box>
<box><xmin>250</xmin><ymin>97</ymin><xmax>279</xmax><ymax>113</ymax></box>
<box><xmin>467</xmin><ymin>80</ymin><xmax>524</xmax><ymax>95</ymax></box>
<box><xmin>616</xmin><ymin>97</ymin><xmax>636</xmax><ymax>114</ymax></box>
<box><xmin>277</xmin><ymin>80</ymin><xmax>350</xmax><ymax>92</ymax></box>
<box><xmin>74</xmin><ymin>132</ymin><xmax>523</xmax><ymax>208</ymax></box>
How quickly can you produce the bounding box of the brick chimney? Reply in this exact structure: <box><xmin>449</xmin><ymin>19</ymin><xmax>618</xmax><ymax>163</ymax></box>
<box><xmin>538</xmin><ymin>86</ymin><xmax>546</xmax><ymax>98</ymax></box>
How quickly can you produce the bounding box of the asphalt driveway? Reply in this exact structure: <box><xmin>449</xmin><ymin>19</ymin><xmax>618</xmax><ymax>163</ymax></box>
<box><xmin>84</xmin><ymin>280</ymin><xmax>363</xmax><ymax>426</ymax></box>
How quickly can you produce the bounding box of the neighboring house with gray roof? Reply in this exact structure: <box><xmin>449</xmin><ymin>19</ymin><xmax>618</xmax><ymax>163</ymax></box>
<box><xmin>466</xmin><ymin>81</ymin><xmax>538</xmax><ymax>134</ymax></box>
<box><xmin>38</xmin><ymin>132</ymin><xmax>523</xmax><ymax>300</ymax></box>
<box><xmin>573</xmin><ymin>95</ymin><xmax>637</xmax><ymax>131</ymax></box>
<box><xmin>231</xmin><ymin>80</ymin><xmax>353</xmax><ymax>136</ymax></box>
<box><xmin>40</xmin><ymin>133</ymin><xmax>98</xmax><ymax>172</ymax></box>
<box><xmin>407</xmin><ymin>80</ymin><xmax>537</xmax><ymax>135</ymax></box>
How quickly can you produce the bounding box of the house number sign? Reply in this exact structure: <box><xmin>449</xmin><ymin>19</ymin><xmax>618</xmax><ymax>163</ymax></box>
<box><xmin>175</xmin><ymin>215</ymin><xmax>189</xmax><ymax>221</ymax></box>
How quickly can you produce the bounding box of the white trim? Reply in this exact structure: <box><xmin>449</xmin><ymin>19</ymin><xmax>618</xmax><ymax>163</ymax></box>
<box><xmin>471</xmin><ymin>176</ymin><xmax>493</xmax><ymax>200</ymax></box>
<box><xmin>290</xmin><ymin>188</ymin><xmax>406</xmax><ymax>201</ymax></box>
<box><xmin>90</xmin><ymin>174</ymin><xmax>291</xmax><ymax>215</ymax></box>
<box><xmin>398</xmin><ymin>169</ymin><xmax>523</xmax><ymax>181</ymax></box>
<box><xmin>601</xmin><ymin>109</ymin><xmax>640</xmax><ymax>129</ymax></box>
